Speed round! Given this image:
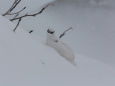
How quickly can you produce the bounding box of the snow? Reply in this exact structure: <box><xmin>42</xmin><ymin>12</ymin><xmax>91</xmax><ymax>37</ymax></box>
<box><xmin>0</xmin><ymin>12</ymin><xmax>115</xmax><ymax>86</ymax></box>
<box><xmin>0</xmin><ymin>0</ymin><xmax>115</xmax><ymax>86</ymax></box>
<box><xmin>16</xmin><ymin>0</ymin><xmax>115</xmax><ymax>67</ymax></box>
<box><xmin>0</xmin><ymin>0</ymin><xmax>55</xmax><ymax>14</ymax></box>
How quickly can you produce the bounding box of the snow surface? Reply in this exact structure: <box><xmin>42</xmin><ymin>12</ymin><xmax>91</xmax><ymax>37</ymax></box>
<box><xmin>0</xmin><ymin>0</ymin><xmax>115</xmax><ymax>86</ymax></box>
<box><xmin>1</xmin><ymin>1</ymin><xmax>115</xmax><ymax>67</ymax></box>
<box><xmin>17</xmin><ymin>0</ymin><xmax>115</xmax><ymax>67</ymax></box>
<box><xmin>0</xmin><ymin>11</ymin><xmax>115</xmax><ymax>86</ymax></box>
<box><xmin>0</xmin><ymin>0</ymin><xmax>55</xmax><ymax>14</ymax></box>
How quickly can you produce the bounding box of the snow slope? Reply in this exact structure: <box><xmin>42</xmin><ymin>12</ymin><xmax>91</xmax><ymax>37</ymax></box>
<box><xmin>0</xmin><ymin>14</ymin><xmax>115</xmax><ymax>86</ymax></box>
<box><xmin>18</xmin><ymin>0</ymin><xmax>115</xmax><ymax>67</ymax></box>
<box><xmin>1</xmin><ymin>0</ymin><xmax>115</xmax><ymax>67</ymax></box>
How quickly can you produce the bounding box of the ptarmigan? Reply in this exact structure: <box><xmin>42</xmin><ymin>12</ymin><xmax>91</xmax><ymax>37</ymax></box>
<box><xmin>46</xmin><ymin>29</ymin><xmax>76</xmax><ymax>66</ymax></box>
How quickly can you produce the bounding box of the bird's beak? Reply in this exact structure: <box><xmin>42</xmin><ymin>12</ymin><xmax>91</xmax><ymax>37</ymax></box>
<box><xmin>47</xmin><ymin>29</ymin><xmax>49</xmax><ymax>33</ymax></box>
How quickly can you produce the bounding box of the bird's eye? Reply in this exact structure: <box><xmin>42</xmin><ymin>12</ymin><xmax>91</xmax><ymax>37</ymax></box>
<box><xmin>47</xmin><ymin>29</ymin><xmax>55</xmax><ymax>34</ymax></box>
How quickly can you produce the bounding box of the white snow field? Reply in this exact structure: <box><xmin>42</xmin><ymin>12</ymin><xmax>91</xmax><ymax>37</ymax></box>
<box><xmin>0</xmin><ymin>11</ymin><xmax>115</xmax><ymax>86</ymax></box>
<box><xmin>18</xmin><ymin>0</ymin><xmax>115</xmax><ymax>67</ymax></box>
<box><xmin>0</xmin><ymin>0</ymin><xmax>115</xmax><ymax>86</ymax></box>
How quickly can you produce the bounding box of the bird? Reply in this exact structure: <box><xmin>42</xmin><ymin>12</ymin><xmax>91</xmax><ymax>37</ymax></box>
<box><xmin>46</xmin><ymin>29</ymin><xmax>76</xmax><ymax>66</ymax></box>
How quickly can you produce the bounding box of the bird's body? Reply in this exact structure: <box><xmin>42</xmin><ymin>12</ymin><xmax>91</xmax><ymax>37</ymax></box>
<box><xmin>46</xmin><ymin>29</ymin><xmax>76</xmax><ymax>66</ymax></box>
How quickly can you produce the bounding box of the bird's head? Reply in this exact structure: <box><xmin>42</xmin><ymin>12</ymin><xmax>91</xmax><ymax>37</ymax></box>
<box><xmin>47</xmin><ymin>29</ymin><xmax>55</xmax><ymax>34</ymax></box>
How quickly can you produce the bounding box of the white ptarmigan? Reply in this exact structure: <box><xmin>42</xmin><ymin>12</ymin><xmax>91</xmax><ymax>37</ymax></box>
<box><xmin>46</xmin><ymin>29</ymin><xmax>76</xmax><ymax>66</ymax></box>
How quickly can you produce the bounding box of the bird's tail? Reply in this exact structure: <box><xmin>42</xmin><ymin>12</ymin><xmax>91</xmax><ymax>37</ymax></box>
<box><xmin>71</xmin><ymin>60</ymin><xmax>77</xmax><ymax>67</ymax></box>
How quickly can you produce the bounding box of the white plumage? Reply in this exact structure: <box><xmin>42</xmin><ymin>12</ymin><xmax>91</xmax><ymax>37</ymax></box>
<box><xmin>46</xmin><ymin>29</ymin><xmax>76</xmax><ymax>66</ymax></box>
